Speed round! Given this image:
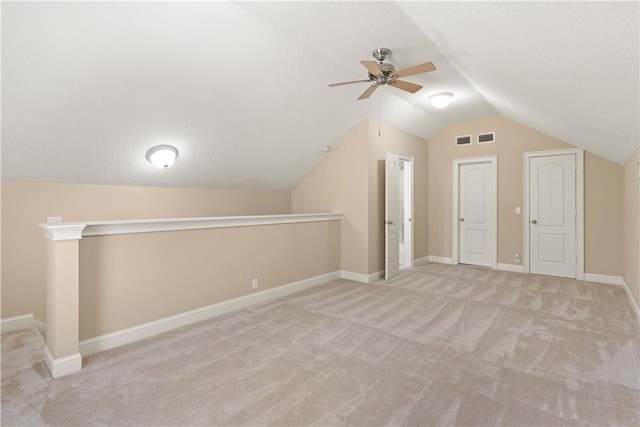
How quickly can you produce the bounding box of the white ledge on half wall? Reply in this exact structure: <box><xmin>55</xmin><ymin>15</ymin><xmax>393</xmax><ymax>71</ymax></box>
<box><xmin>40</xmin><ymin>224</ymin><xmax>87</xmax><ymax>241</ymax></box>
<box><xmin>39</xmin><ymin>213</ymin><xmax>342</xmax><ymax>238</ymax></box>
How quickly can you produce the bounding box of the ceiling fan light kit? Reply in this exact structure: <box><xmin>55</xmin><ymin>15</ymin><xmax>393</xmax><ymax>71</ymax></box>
<box><xmin>429</xmin><ymin>92</ymin><xmax>454</xmax><ymax>109</ymax></box>
<box><xmin>329</xmin><ymin>48</ymin><xmax>437</xmax><ymax>100</ymax></box>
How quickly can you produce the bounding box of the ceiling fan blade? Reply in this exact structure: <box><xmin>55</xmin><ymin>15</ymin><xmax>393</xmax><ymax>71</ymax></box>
<box><xmin>358</xmin><ymin>84</ymin><xmax>378</xmax><ymax>100</ymax></box>
<box><xmin>390</xmin><ymin>80</ymin><xmax>423</xmax><ymax>93</ymax></box>
<box><xmin>395</xmin><ymin>62</ymin><xmax>436</xmax><ymax>78</ymax></box>
<box><xmin>361</xmin><ymin>61</ymin><xmax>383</xmax><ymax>77</ymax></box>
<box><xmin>328</xmin><ymin>79</ymin><xmax>372</xmax><ymax>87</ymax></box>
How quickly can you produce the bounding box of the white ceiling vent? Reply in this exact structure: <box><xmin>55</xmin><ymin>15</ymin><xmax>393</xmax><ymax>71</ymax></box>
<box><xmin>477</xmin><ymin>132</ymin><xmax>495</xmax><ymax>144</ymax></box>
<box><xmin>456</xmin><ymin>135</ymin><xmax>472</xmax><ymax>146</ymax></box>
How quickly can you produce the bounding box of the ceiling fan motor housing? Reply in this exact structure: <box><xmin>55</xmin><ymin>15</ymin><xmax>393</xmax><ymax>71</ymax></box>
<box><xmin>368</xmin><ymin>63</ymin><xmax>396</xmax><ymax>82</ymax></box>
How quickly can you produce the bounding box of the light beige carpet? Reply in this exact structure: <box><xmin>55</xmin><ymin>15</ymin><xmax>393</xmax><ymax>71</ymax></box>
<box><xmin>2</xmin><ymin>263</ymin><xmax>639</xmax><ymax>426</ymax></box>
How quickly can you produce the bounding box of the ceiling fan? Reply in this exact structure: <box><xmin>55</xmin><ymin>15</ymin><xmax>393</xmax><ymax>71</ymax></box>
<box><xmin>329</xmin><ymin>48</ymin><xmax>436</xmax><ymax>100</ymax></box>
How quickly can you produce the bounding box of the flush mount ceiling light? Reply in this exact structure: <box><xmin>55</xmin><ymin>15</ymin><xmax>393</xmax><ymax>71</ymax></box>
<box><xmin>429</xmin><ymin>92</ymin><xmax>454</xmax><ymax>109</ymax></box>
<box><xmin>146</xmin><ymin>144</ymin><xmax>179</xmax><ymax>169</ymax></box>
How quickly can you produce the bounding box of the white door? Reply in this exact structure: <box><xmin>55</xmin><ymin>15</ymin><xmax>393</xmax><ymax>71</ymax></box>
<box><xmin>385</xmin><ymin>153</ymin><xmax>401</xmax><ymax>279</ymax></box>
<box><xmin>529</xmin><ymin>154</ymin><xmax>576</xmax><ymax>278</ymax></box>
<box><xmin>459</xmin><ymin>162</ymin><xmax>493</xmax><ymax>267</ymax></box>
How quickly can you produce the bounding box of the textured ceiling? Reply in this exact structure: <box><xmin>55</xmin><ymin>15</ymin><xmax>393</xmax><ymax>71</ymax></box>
<box><xmin>399</xmin><ymin>1</ymin><xmax>639</xmax><ymax>166</ymax></box>
<box><xmin>1</xmin><ymin>2</ymin><xmax>637</xmax><ymax>190</ymax></box>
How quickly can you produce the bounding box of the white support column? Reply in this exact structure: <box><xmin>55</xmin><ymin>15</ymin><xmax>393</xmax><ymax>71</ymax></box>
<box><xmin>39</xmin><ymin>223</ymin><xmax>86</xmax><ymax>377</ymax></box>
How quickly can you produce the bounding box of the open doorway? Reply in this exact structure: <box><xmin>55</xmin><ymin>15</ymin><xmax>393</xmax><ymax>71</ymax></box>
<box><xmin>385</xmin><ymin>152</ymin><xmax>413</xmax><ymax>280</ymax></box>
<box><xmin>398</xmin><ymin>158</ymin><xmax>413</xmax><ymax>270</ymax></box>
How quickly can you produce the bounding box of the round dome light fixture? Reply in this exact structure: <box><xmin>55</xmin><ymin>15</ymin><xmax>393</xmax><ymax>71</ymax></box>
<box><xmin>146</xmin><ymin>144</ymin><xmax>178</xmax><ymax>169</ymax></box>
<box><xmin>429</xmin><ymin>92</ymin><xmax>454</xmax><ymax>109</ymax></box>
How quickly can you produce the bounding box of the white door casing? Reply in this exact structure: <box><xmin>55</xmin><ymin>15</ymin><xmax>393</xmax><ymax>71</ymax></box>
<box><xmin>526</xmin><ymin>151</ymin><xmax>581</xmax><ymax>279</ymax></box>
<box><xmin>452</xmin><ymin>156</ymin><xmax>497</xmax><ymax>269</ymax></box>
<box><xmin>385</xmin><ymin>153</ymin><xmax>400</xmax><ymax>279</ymax></box>
<box><xmin>402</xmin><ymin>159</ymin><xmax>413</xmax><ymax>270</ymax></box>
<box><xmin>385</xmin><ymin>152</ymin><xmax>414</xmax><ymax>280</ymax></box>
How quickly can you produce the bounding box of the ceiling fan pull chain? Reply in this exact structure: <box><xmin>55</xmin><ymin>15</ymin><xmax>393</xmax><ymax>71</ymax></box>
<box><xmin>378</xmin><ymin>88</ymin><xmax>381</xmax><ymax>136</ymax></box>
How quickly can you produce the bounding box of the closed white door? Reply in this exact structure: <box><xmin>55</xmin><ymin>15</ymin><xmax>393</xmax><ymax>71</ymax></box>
<box><xmin>529</xmin><ymin>154</ymin><xmax>576</xmax><ymax>278</ymax></box>
<box><xmin>385</xmin><ymin>153</ymin><xmax>400</xmax><ymax>279</ymax></box>
<box><xmin>459</xmin><ymin>162</ymin><xmax>493</xmax><ymax>267</ymax></box>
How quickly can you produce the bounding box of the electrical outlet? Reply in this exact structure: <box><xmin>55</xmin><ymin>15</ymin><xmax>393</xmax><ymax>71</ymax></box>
<box><xmin>515</xmin><ymin>207</ymin><xmax>521</xmax><ymax>215</ymax></box>
<box><xmin>47</xmin><ymin>217</ymin><xmax>62</xmax><ymax>224</ymax></box>
<box><xmin>515</xmin><ymin>253</ymin><xmax>521</xmax><ymax>264</ymax></box>
<box><xmin>252</xmin><ymin>278</ymin><xmax>259</xmax><ymax>289</ymax></box>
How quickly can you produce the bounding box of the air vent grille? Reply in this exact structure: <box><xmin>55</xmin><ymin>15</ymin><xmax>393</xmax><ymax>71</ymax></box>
<box><xmin>455</xmin><ymin>135</ymin><xmax>471</xmax><ymax>146</ymax></box>
<box><xmin>477</xmin><ymin>132</ymin><xmax>495</xmax><ymax>144</ymax></box>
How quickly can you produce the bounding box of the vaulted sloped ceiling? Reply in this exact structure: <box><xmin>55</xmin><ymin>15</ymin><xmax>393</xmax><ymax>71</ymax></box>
<box><xmin>2</xmin><ymin>2</ymin><xmax>638</xmax><ymax>191</ymax></box>
<box><xmin>399</xmin><ymin>1</ymin><xmax>639</xmax><ymax>165</ymax></box>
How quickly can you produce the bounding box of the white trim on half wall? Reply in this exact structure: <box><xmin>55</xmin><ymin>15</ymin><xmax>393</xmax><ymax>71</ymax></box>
<box><xmin>43</xmin><ymin>346</ymin><xmax>82</xmax><ymax>378</ymax></box>
<box><xmin>79</xmin><ymin>271</ymin><xmax>340</xmax><ymax>356</ymax></box>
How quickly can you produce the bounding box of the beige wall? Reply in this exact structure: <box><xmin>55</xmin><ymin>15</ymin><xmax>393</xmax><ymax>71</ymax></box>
<box><xmin>367</xmin><ymin>121</ymin><xmax>428</xmax><ymax>274</ymax></box>
<box><xmin>0</xmin><ymin>182</ymin><xmax>2</xmax><ymax>314</ymax></box>
<box><xmin>291</xmin><ymin>121</ymin><xmax>370</xmax><ymax>274</ymax></box>
<box><xmin>47</xmin><ymin>239</ymin><xmax>81</xmax><ymax>358</ymax></box>
<box><xmin>428</xmin><ymin>115</ymin><xmax>623</xmax><ymax>275</ymax></box>
<box><xmin>291</xmin><ymin>119</ymin><xmax>429</xmax><ymax>275</ymax></box>
<box><xmin>1</xmin><ymin>181</ymin><xmax>291</xmax><ymax>321</ymax></box>
<box><xmin>584</xmin><ymin>152</ymin><xmax>623</xmax><ymax>275</ymax></box>
<box><xmin>623</xmin><ymin>149</ymin><xmax>639</xmax><ymax>309</ymax></box>
<box><xmin>79</xmin><ymin>220</ymin><xmax>339</xmax><ymax>339</ymax></box>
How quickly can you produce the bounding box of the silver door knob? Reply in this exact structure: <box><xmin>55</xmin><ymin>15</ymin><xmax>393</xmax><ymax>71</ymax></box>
<box><xmin>459</xmin><ymin>217</ymin><xmax>464</xmax><ymax>222</ymax></box>
<box><xmin>531</xmin><ymin>219</ymin><xmax>537</xmax><ymax>224</ymax></box>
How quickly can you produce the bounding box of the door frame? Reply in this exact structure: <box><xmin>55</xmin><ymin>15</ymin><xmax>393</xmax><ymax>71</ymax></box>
<box><xmin>400</xmin><ymin>156</ymin><xmax>414</xmax><ymax>270</ymax></box>
<box><xmin>385</xmin><ymin>152</ymin><xmax>414</xmax><ymax>279</ymax></box>
<box><xmin>452</xmin><ymin>155</ymin><xmax>498</xmax><ymax>269</ymax></box>
<box><xmin>523</xmin><ymin>148</ymin><xmax>584</xmax><ymax>279</ymax></box>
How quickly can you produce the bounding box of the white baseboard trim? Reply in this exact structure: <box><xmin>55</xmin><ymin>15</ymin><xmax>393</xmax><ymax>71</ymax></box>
<box><xmin>43</xmin><ymin>345</ymin><xmax>82</xmax><ymax>378</ymax></box>
<box><xmin>497</xmin><ymin>263</ymin><xmax>525</xmax><ymax>273</ymax></box>
<box><xmin>340</xmin><ymin>270</ymin><xmax>369</xmax><ymax>283</ymax></box>
<box><xmin>368</xmin><ymin>271</ymin><xmax>384</xmax><ymax>283</ymax></box>
<box><xmin>583</xmin><ymin>274</ymin><xmax>639</xmax><ymax>325</ymax></box>
<box><xmin>584</xmin><ymin>273</ymin><xmax>624</xmax><ymax>286</ymax></box>
<box><xmin>1</xmin><ymin>314</ymin><xmax>48</xmax><ymax>337</ymax></box>
<box><xmin>340</xmin><ymin>270</ymin><xmax>384</xmax><ymax>284</ymax></box>
<box><xmin>413</xmin><ymin>256</ymin><xmax>430</xmax><ymax>266</ymax></box>
<box><xmin>428</xmin><ymin>256</ymin><xmax>455</xmax><ymax>265</ymax></box>
<box><xmin>79</xmin><ymin>271</ymin><xmax>340</xmax><ymax>356</ymax></box>
<box><xmin>1</xmin><ymin>314</ymin><xmax>35</xmax><ymax>334</ymax></box>
<box><xmin>621</xmin><ymin>279</ymin><xmax>640</xmax><ymax>324</ymax></box>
